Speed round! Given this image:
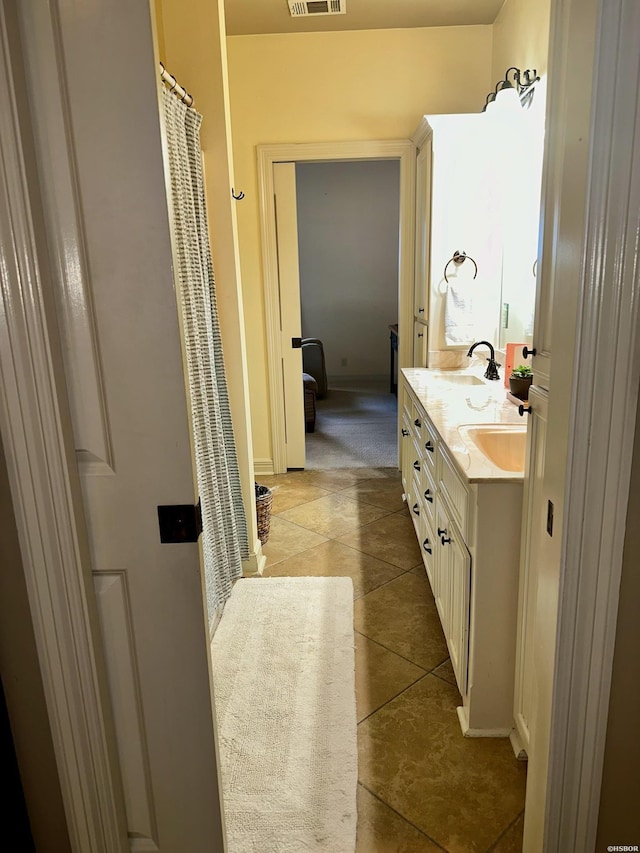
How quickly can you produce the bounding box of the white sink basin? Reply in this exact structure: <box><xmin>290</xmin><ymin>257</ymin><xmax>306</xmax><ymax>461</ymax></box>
<box><xmin>459</xmin><ymin>425</ymin><xmax>527</xmax><ymax>472</ymax></box>
<box><xmin>430</xmin><ymin>373</ymin><xmax>485</xmax><ymax>386</ymax></box>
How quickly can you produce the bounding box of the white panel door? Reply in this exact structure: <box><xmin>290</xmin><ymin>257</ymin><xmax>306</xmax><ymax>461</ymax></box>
<box><xmin>13</xmin><ymin>3</ymin><xmax>227</xmax><ymax>850</ymax></box>
<box><xmin>273</xmin><ymin>162</ymin><xmax>306</xmax><ymax>469</ymax></box>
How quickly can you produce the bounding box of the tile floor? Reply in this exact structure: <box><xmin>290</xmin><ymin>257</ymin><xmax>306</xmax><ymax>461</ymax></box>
<box><xmin>259</xmin><ymin>466</ymin><xmax>526</xmax><ymax>853</ymax></box>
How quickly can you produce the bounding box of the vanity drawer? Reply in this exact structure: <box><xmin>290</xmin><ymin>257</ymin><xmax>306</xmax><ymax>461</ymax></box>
<box><xmin>420</xmin><ymin>463</ymin><xmax>437</xmax><ymax>528</ymax></box>
<box><xmin>439</xmin><ymin>446</ymin><xmax>469</xmax><ymax>538</ymax></box>
<box><xmin>411</xmin><ymin>403</ymin><xmax>424</xmax><ymax>442</ymax></box>
<box><xmin>421</xmin><ymin>414</ymin><xmax>439</xmax><ymax>474</ymax></box>
<box><xmin>420</xmin><ymin>513</ymin><xmax>436</xmax><ymax>590</ymax></box>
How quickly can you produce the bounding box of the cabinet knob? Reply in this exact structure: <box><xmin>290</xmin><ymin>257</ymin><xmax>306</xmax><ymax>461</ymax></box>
<box><xmin>424</xmin><ymin>489</ymin><xmax>433</xmax><ymax>503</ymax></box>
<box><xmin>413</xmin><ymin>460</ymin><xmax>421</xmax><ymax>471</ymax></box>
<box><xmin>412</xmin><ymin>503</ymin><xmax>420</xmax><ymax>516</ymax></box>
<box><xmin>414</xmin><ymin>418</ymin><xmax>421</xmax><ymax>428</ymax></box>
<box><xmin>441</xmin><ymin>536</ymin><xmax>452</xmax><ymax>545</ymax></box>
<box><xmin>423</xmin><ymin>538</ymin><xmax>432</xmax><ymax>554</ymax></box>
<box><xmin>522</xmin><ymin>346</ymin><xmax>537</xmax><ymax>359</ymax></box>
<box><xmin>518</xmin><ymin>404</ymin><xmax>532</xmax><ymax>416</ymax></box>
<box><xmin>418</xmin><ymin>307</ymin><xmax>425</xmax><ymax>314</ymax></box>
<box><xmin>417</xmin><ymin>332</ymin><xmax>424</xmax><ymax>339</ymax></box>
<box><xmin>437</xmin><ymin>527</ymin><xmax>447</xmax><ymax>537</ymax></box>
<box><xmin>425</xmin><ymin>441</ymin><xmax>435</xmax><ymax>453</ymax></box>
<box><xmin>401</xmin><ymin>428</ymin><xmax>409</xmax><ymax>436</ymax></box>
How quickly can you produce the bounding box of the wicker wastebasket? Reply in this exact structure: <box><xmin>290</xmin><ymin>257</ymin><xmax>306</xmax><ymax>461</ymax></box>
<box><xmin>255</xmin><ymin>483</ymin><xmax>273</xmax><ymax>545</ymax></box>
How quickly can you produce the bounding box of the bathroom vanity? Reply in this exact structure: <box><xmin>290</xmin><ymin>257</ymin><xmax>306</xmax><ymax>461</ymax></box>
<box><xmin>401</xmin><ymin>367</ymin><xmax>525</xmax><ymax>737</ymax></box>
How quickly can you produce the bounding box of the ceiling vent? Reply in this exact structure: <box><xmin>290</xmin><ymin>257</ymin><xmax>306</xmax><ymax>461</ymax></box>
<box><xmin>288</xmin><ymin>0</ymin><xmax>346</xmax><ymax>17</ymax></box>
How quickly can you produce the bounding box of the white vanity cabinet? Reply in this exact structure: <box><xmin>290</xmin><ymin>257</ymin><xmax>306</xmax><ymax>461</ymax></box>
<box><xmin>401</xmin><ymin>371</ymin><xmax>524</xmax><ymax>736</ymax></box>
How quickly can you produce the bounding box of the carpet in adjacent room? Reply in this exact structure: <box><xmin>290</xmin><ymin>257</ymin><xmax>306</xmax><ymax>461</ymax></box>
<box><xmin>211</xmin><ymin>577</ymin><xmax>357</xmax><ymax>853</ymax></box>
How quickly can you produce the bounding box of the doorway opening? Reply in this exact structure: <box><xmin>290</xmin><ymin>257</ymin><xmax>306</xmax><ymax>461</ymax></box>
<box><xmin>295</xmin><ymin>159</ymin><xmax>400</xmax><ymax>469</ymax></box>
<box><xmin>258</xmin><ymin>140</ymin><xmax>416</xmax><ymax>475</ymax></box>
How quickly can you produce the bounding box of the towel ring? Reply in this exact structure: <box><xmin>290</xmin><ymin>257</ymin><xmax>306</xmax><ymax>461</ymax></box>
<box><xmin>444</xmin><ymin>250</ymin><xmax>478</xmax><ymax>283</ymax></box>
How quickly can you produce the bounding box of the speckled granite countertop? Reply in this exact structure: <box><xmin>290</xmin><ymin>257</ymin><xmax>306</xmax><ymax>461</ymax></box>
<box><xmin>402</xmin><ymin>367</ymin><xmax>526</xmax><ymax>484</ymax></box>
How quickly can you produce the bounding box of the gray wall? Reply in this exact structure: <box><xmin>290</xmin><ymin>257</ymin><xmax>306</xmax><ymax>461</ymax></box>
<box><xmin>296</xmin><ymin>159</ymin><xmax>400</xmax><ymax>380</ymax></box>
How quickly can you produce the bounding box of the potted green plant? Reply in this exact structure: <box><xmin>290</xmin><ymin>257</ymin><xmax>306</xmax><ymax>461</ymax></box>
<box><xmin>509</xmin><ymin>364</ymin><xmax>533</xmax><ymax>400</ymax></box>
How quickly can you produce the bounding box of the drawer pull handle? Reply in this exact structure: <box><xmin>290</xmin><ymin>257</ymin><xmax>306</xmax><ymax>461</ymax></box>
<box><xmin>401</xmin><ymin>428</ymin><xmax>409</xmax><ymax>436</ymax></box>
<box><xmin>437</xmin><ymin>527</ymin><xmax>447</xmax><ymax>537</ymax></box>
<box><xmin>423</xmin><ymin>538</ymin><xmax>432</xmax><ymax>554</ymax></box>
<box><xmin>424</xmin><ymin>489</ymin><xmax>433</xmax><ymax>503</ymax></box>
<box><xmin>518</xmin><ymin>404</ymin><xmax>532</xmax><ymax>416</ymax></box>
<box><xmin>413</xmin><ymin>460</ymin><xmax>421</xmax><ymax>471</ymax></box>
<box><xmin>425</xmin><ymin>441</ymin><xmax>435</xmax><ymax>453</ymax></box>
<box><xmin>441</xmin><ymin>535</ymin><xmax>452</xmax><ymax>545</ymax></box>
<box><xmin>414</xmin><ymin>418</ymin><xmax>421</xmax><ymax>427</ymax></box>
<box><xmin>412</xmin><ymin>503</ymin><xmax>420</xmax><ymax>516</ymax></box>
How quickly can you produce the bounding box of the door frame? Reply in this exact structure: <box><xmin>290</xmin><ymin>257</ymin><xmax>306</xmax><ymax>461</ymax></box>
<box><xmin>257</xmin><ymin>140</ymin><xmax>416</xmax><ymax>474</ymax></box>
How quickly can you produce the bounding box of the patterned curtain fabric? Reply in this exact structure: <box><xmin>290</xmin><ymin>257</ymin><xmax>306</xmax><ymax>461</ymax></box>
<box><xmin>161</xmin><ymin>87</ymin><xmax>248</xmax><ymax>621</ymax></box>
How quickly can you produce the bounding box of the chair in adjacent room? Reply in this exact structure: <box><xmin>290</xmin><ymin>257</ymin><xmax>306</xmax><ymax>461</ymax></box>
<box><xmin>301</xmin><ymin>338</ymin><xmax>327</xmax><ymax>398</ymax></box>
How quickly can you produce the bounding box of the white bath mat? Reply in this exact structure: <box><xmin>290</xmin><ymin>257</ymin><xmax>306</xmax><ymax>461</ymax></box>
<box><xmin>211</xmin><ymin>577</ymin><xmax>357</xmax><ymax>853</ymax></box>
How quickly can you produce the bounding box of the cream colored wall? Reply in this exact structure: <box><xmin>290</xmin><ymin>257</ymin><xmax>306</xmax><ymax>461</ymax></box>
<box><xmin>153</xmin><ymin>0</ymin><xmax>261</xmax><ymax>567</ymax></box>
<box><xmin>227</xmin><ymin>26</ymin><xmax>493</xmax><ymax>464</ymax></box>
<box><xmin>491</xmin><ymin>0</ymin><xmax>551</xmax><ymax>82</ymax></box>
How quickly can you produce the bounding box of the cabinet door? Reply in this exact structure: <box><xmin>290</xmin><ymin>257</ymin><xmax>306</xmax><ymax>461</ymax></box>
<box><xmin>445</xmin><ymin>528</ymin><xmax>471</xmax><ymax>696</ymax></box>
<box><xmin>414</xmin><ymin>140</ymin><xmax>432</xmax><ymax>323</ymax></box>
<box><xmin>433</xmin><ymin>500</ymin><xmax>450</xmax><ymax>630</ymax></box>
<box><xmin>435</xmin><ymin>499</ymin><xmax>471</xmax><ymax>695</ymax></box>
<box><xmin>513</xmin><ymin>385</ymin><xmax>549</xmax><ymax>753</ymax></box>
<box><xmin>400</xmin><ymin>411</ymin><xmax>412</xmax><ymax>492</ymax></box>
<box><xmin>413</xmin><ymin>320</ymin><xmax>428</xmax><ymax>368</ymax></box>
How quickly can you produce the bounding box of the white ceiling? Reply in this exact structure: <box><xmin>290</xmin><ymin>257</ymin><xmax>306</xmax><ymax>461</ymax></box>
<box><xmin>225</xmin><ymin>0</ymin><xmax>506</xmax><ymax>36</ymax></box>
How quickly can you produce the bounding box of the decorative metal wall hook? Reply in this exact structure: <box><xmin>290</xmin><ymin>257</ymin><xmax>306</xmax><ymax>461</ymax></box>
<box><xmin>443</xmin><ymin>250</ymin><xmax>478</xmax><ymax>283</ymax></box>
<box><xmin>231</xmin><ymin>188</ymin><xmax>245</xmax><ymax>200</ymax></box>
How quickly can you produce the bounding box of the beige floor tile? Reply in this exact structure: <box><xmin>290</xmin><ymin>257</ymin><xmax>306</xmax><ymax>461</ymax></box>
<box><xmin>261</xmin><ymin>516</ymin><xmax>327</xmax><ymax>566</ymax></box>
<box><xmin>358</xmin><ymin>676</ymin><xmax>527</xmax><ymax>853</ymax></box>
<box><xmin>356</xmin><ymin>785</ymin><xmax>441</xmax><ymax>852</ymax></box>
<box><xmin>432</xmin><ymin>658</ymin><xmax>458</xmax><ymax>689</ymax></box>
<box><xmin>489</xmin><ymin>813</ymin><xmax>524</xmax><ymax>852</ymax></box>
<box><xmin>278</xmin><ymin>492</ymin><xmax>391</xmax><ymax>538</ymax></box>
<box><xmin>338</xmin><ymin>512</ymin><xmax>422</xmax><ymax>569</ymax></box>
<box><xmin>300</xmin><ymin>467</ymin><xmax>398</xmax><ymax>492</ymax></box>
<box><xmin>264</xmin><ymin>540</ymin><xmax>407</xmax><ymax>598</ymax></box>
<box><xmin>268</xmin><ymin>481</ymin><xmax>332</xmax><ymax>514</ymax></box>
<box><xmin>355</xmin><ymin>633</ymin><xmax>425</xmax><ymax>721</ymax></box>
<box><xmin>354</xmin><ymin>572</ymin><xmax>448</xmax><ymax>670</ymax></box>
<box><xmin>340</xmin><ymin>476</ymin><xmax>406</xmax><ymax>513</ymax></box>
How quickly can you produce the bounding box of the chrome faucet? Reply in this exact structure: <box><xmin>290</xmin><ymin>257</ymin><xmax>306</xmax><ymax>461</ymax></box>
<box><xmin>467</xmin><ymin>340</ymin><xmax>501</xmax><ymax>381</ymax></box>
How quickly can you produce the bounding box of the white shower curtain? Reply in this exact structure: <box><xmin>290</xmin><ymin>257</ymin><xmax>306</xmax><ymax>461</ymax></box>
<box><xmin>161</xmin><ymin>87</ymin><xmax>248</xmax><ymax>621</ymax></box>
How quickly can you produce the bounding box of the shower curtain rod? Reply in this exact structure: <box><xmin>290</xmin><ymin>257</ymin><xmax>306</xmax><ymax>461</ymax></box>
<box><xmin>159</xmin><ymin>62</ymin><xmax>194</xmax><ymax>107</ymax></box>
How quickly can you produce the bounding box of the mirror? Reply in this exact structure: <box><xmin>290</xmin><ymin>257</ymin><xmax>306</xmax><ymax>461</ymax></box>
<box><xmin>484</xmin><ymin>78</ymin><xmax>546</xmax><ymax>350</ymax></box>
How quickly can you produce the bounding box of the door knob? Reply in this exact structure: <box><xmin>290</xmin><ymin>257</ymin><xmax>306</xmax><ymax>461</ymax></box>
<box><xmin>522</xmin><ymin>346</ymin><xmax>537</xmax><ymax>358</ymax></box>
<box><xmin>412</xmin><ymin>503</ymin><xmax>420</xmax><ymax>516</ymax></box>
<box><xmin>518</xmin><ymin>404</ymin><xmax>532</xmax><ymax>416</ymax></box>
<box><xmin>402</xmin><ymin>428</ymin><xmax>409</xmax><ymax>436</ymax></box>
<box><xmin>423</xmin><ymin>538</ymin><xmax>432</xmax><ymax>554</ymax></box>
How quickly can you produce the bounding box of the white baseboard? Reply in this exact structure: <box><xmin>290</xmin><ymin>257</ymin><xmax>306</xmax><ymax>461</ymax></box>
<box><xmin>456</xmin><ymin>706</ymin><xmax>512</xmax><ymax>738</ymax></box>
<box><xmin>253</xmin><ymin>458</ymin><xmax>274</xmax><ymax>476</ymax></box>
<box><xmin>327</xmin><ymin>373</ymin><xmax>389</xmax><ymax>384</ymax></box>
<box><xmin>242</xmin><ymin>540</ymin><xmax>266</xmax><ymax>577</ymax></box>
